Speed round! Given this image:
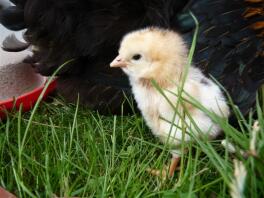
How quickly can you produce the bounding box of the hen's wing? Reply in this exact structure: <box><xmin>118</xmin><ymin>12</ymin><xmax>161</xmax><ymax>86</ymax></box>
<box><xmin>173</xmin><ymin>0</ymin><xmax>264</xmax><ymax>115</ymax></box>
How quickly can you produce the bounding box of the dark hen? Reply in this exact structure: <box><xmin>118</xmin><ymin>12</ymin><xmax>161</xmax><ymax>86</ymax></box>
<box><xmin>0</xmin><ymin>0</ymin><xmax>263</xmax><ymax>116</ymax></box>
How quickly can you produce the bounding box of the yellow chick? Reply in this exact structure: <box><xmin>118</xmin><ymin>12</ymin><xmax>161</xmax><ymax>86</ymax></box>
<box><xmin>110</xmin><ymin>27</ymin><xmax>230</xmax><ymax>177</ymax></box>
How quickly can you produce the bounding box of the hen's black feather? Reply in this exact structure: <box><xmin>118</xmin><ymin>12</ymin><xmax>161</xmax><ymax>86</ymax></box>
<box><xmin>0</xmin><ymin>0</ymin><xmax>263</xmax><ymax>115</ymax></box>
<box><xmin>174</xmin><ymin>0</ymin><xmax>264</xmax><ymax>115</ymax></box>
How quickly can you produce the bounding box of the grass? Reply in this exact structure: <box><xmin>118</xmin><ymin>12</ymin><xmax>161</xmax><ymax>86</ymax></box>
<box><xmin>0</xmin><ymin>94</ymin><xmax>263</xmax><ymax>197</ymax></box>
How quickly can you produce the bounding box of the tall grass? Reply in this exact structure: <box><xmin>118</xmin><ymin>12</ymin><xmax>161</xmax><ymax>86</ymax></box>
<box><xmin>0</xmin><ymin>94</ymin><xmax>263</xmax><ymax>197</ymax></box>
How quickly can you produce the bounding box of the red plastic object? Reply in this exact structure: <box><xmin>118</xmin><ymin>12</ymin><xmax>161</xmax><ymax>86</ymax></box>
<box><xmin>0</xmin><ymin>187</ymin><xmax>17</xmax><ymax>198</ymax></box>
<box><xmin>0</xmin><ymin>79</ymin><xmax>57</xmax><ymax>119</ymax></box>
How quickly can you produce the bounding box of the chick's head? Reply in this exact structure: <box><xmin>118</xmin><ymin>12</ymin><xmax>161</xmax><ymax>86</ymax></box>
<box><xmin>110</xmin><ymin>27</ymin><xmax>188</xmax><ymax>82</ymax></box>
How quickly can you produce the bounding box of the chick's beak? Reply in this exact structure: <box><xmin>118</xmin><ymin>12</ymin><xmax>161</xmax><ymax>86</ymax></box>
<box><xmin>110</xmin><ymin>55</ymin><xmax>127</xmax><ymax>68</ymax></box>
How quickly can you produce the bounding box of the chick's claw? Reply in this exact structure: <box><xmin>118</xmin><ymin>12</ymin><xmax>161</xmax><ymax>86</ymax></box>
<box><xmin>146</xmin><ymin>166</ymin><xmax>168</xmax><ymax>179</ymax></box>
<box><xmin>146</xmin><ymin>157</ymin><xmax>181</xmax><ymax>179</ymax></box>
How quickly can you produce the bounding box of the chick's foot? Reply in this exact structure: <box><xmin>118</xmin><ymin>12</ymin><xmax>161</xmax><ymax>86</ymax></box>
<box><xmin>146</xmin><ymin>157</ymin><xmax>181</xmax><ymax>179</ymax></box>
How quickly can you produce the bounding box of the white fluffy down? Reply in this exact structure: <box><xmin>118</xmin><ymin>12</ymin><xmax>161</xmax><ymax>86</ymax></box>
<box><xmin>132</xmin><ymin>67</ymin><xmax>229</xmax><ymax>150</ymax></box>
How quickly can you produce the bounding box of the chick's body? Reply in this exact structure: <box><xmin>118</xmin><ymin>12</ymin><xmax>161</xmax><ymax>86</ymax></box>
<box><xmin>131</xmin><ymin>64</ymin><xmax>229</xmax><ymax>154</ymax></box>
<box><xmin>111</xmin><ymin>27</ymin><xmax>230</xmax><ymax>176</ymax></box>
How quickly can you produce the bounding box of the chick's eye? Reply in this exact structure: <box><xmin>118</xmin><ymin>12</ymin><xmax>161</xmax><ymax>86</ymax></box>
<box><xmin>132</xmin><ymin>54</ymin><xmax>142</xmax><ymax>61</ymax></box>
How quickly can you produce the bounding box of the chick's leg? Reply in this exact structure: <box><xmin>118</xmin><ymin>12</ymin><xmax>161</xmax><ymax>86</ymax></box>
<box><xmin>168</xmin><ymin>156</ymin><xmax>181</xmax><ymax>177</ymax></box>
<box><xmin>146</xmin><ymin>155</ymin><xmax>181</xmax><ymax>178</ymax></box>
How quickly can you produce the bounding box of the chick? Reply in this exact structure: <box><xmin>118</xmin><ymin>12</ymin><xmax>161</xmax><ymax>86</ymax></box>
<box><xmin>110</xmin><ymin>27</ymin><xmax>230</xmax><ymax>177</ymax></box>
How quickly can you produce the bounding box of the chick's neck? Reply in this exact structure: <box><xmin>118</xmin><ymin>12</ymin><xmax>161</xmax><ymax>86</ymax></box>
<box><xmin>137</xmin><ymin>67</ymin><xmax>182</xmax><ymax>89</ymax></box>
